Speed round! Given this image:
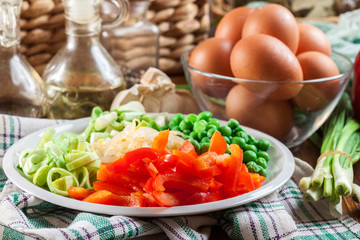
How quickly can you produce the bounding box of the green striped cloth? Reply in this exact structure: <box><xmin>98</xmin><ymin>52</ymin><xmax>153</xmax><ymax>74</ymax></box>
<box><xmin>1</xmin><ymin>114</ymin><xmax>360</xmax><ymax>240</ymax></box>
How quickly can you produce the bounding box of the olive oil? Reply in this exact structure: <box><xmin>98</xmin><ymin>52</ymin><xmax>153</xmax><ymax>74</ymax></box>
<box><xmin>46</xmin><ymin>84</ymin><xmax>124</xmax><ymax>119</ymax></box>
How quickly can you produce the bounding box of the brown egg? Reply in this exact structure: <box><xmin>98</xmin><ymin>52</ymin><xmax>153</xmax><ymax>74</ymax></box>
<box><xmin>230</xmin><ymin>34</ymin><xmax>303</xmax><ymax>100</ymax></box>
<box><xmin>296</xmin><ymin>23</ymin><xmax>332</xmax><ymax>56</ymax></box>
<box><xmin>242</xmin><ymin>4</ymin><xmax>299</xmax><ymax>53</ymax></box>
<box><xmin>215</xmin><ymin>6</ymin><xmax>255</xmax><ymax>43</ymax></box>
<box><xmin>292</xmin><ymin>51</ymin><xmax>341</xmax><ymax>112</ymax></box>
<box><xmin>226</xmin><ymin>84</ymin><xmax>294</xmax><ymax>140</ymax></box>
<box><xmin>189</xmin><ymin>37</ymin><xmax>236</xmax><ymax>98</ymax></box>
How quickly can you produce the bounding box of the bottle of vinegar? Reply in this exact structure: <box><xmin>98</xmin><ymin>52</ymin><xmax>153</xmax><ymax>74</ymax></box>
<box><xmin>43</xmin><ymin>0</ymin><xmax>129</xmax><ymax>119</ymax></box>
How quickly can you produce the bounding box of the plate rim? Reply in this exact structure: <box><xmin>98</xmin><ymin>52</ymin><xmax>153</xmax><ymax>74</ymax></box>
<box><xmin>3</xmin><ymin>117</ymin><xmax>295</xmax><ymax>217</ymax></box>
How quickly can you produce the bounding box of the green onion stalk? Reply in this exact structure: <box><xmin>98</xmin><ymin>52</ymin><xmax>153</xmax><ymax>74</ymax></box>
<box><xmin>300</xmin><ymin>93</ymin><xmax>360</xmax><ymax>217</ymax></box>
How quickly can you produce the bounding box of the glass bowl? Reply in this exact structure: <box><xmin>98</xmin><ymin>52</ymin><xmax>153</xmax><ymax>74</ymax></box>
<box><xmin>181</xmin><ymin>49</ymin><xmax>353</xmax><ymax>148</ymax></box>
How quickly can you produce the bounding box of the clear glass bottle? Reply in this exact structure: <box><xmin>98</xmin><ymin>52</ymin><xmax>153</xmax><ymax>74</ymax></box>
<box><xmin>43</xmin><ymin>0</ymin><xmax>129</xmax><ymax>119</ymax></box>
<box><xmin>101</xmin><ymin>0</ymin><xmax>159</xmax><ymax>72</ymax></box>
<box><xmin>0</xmin><ymin>0</ymin><xmax>47</xmax><ymax>117</ymax></box>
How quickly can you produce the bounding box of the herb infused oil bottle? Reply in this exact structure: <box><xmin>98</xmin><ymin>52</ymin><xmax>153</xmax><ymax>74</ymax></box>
<box><xmin>43</xmin><ymin>0</ymin><xmax>129</xmax><ymax>119</ymax></box>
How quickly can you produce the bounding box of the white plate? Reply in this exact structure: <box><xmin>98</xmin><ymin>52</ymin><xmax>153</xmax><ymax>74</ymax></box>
<box><xmin>3</xmin><ymin>117</ymin><xmax>295</xmax><ymax>217</ymax></box>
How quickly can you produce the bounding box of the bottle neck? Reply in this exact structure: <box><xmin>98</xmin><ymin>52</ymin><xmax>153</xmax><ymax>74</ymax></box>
<box><xmin>63</xmin><ymin>0</ymin><xmax>101</xmax><ymax>36</ymax></box>
<box><xmin>0</xmin><ymin>0</ymin><xmax>21</xmax><ymax>48</ymax></box>
<box><xmin>65</xmin><ymin>19</ymin><xmax>101</xmax><ymax>37</ymax></box>
<box><xmin>124</xmin><ymin>0</ymin><xmax>150</xmax><ymax>26</ymax></box>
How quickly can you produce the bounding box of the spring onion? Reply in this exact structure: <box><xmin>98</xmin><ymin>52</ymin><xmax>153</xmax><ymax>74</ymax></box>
<box><xmin>300</xmin><ymin>93</ymin><xmax>360</xmax><ymax>216</ymax></box>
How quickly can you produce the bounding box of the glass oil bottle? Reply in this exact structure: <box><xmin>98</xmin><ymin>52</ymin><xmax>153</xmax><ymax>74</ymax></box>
<box><xmin>0</xmin><ymin>0</ymin><xmax>47</xmax><ymax>117</ymax></box>
<box><xmin>43</xmin><ymin>0</ymin><xmax>129</xmax><ymax>119</ymax></box>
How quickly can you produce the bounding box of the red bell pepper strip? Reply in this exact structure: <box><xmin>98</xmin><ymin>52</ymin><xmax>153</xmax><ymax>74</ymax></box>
<box><xmin>178</xmin><ymin>140</ymin><xmax>198</xmax><ymax>158</ymax></box>
<box><xmin>152</xmin><ymin>191</ymin><xmax>191</xmax><ymax>207</ymax></box>
<box><xmin>152</xmin><ymin>129</ymin><xmax>169</xmax><ymax>154</ymax></box>
<box><xmin>68</xmin><ymin>187</ymin><xmax>94</xmax><ymax>200</ymax></box>
<box><xmin>83</xmin><ymin>190</ymin><xmax>144</xmax><ymax>207</ymax></box>
<box><xmin>209</xmin><ymin>179</ymin><xmax>223</xmax><ymax>192</ymax></box>
<box><xmin>93</xmin><ymin>181</ymin><xmax>133</xmax><ymax>196</ymax></box>
<box><xmin>106</xmin><ymin>148</ymin><xmax>159</xmax><ymax>173</ymax></box>
<box><xmin>182</xmin><ymin>191</ymin><xmax>223</xmax><ymax>205</ymax></box>
<box><xmin>250</xmin><ymin>173</ymin><xmax>266</xmax><ymax>189</ymax></box>
<box><xmin>97</xmin><ymin>165</ymin><xmax>146</xmax><ymax>193</ymax></box>
<box><xmin>209</xmin><ymin>130</ymin><xmax>227</xmax><ymax>154</ymax></box>
<box><xmin>154</xmin><ymin>154</ymin><xmax>178</xmax><ymax>173</ymax></box>
<box><xmin>237</xmin><ymin>165</ymin><xmax>255</xmax><ymax>193</ymax></box>
<box><xmin>172</xmin><ymin>150</ymin><xmax>195</xmax><ymax>165</ymax></box>
<box><xmin>153</xmin><ymin>172</ymin><xmax>210</xmax><ymax>193</ymax></box>
<box><xmin>193</xmin><ymin>152</ymin><xmax>222</xmax><ymax>179</ymax></box>
<box><xmin>222</xmin><ymin>144</ymin><xmax>244</xmax><ymax>195</ymax></box>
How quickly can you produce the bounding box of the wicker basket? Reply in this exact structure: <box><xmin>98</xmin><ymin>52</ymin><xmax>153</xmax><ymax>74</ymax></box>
<box><xmin>19</xmin><ymin>0</ymin><xmax>210</xmax><ymax>76</ymax></box>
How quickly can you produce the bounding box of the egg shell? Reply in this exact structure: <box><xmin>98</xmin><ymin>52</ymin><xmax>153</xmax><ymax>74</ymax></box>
<box><xmin>214</xmin><ymin>6</ymin><xmax>255</xmax><ymax>43</ymax></box>
<box><xmin>230</xmin><ymin>34</ymin><xmax>303</xmax><ymax>100</ymax></box>
<box><xmin>188</xmin><ymin>37</ymin><xmax>236</xmax><ymax>99</ymax></box>
<box><xmin>226</xmin><ymin>84</ymin><xmax>294</xmax><ymax>140</ymax></box>
<box><xmin>292</xmin><ymin>51</ymin><xmax>341</xmax><ymax>112</ymax></box>
<box><xmin>242</xmin><ymin>4</ymin><xmax>299</xmax><ymax>53</ymax></box>
<box><xmin>296</xmin><ymin>23</ymin><xmax>332</xmax><ymax>56</ymax></box>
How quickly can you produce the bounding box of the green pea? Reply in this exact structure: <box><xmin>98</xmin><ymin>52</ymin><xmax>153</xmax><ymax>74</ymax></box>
<box><xmin>219</xmin><ymin>126</ymin><xmax>232</xmax><ymax>137</ymax></box>
<box><xmin>258</xmin><ymin>151</ymin><xmax>270</xmax><ymax>162</ymax></box>
<box><xmin>190</xmin><ymin>131</ymin><xmax>199</xmax><ymax>140</ymax></box>
<box><xmin>172</xmin><ymin>126</ymin><xmax>181</xmax><ymax>131</ymax></box>
<box><xmin>200</xmin><ymin>142</ymin><xmax>210</xmax><ymax>153</ymax></box>
<box><xmin>255</xmin><ymin>157</ymin><xmax>267</xmax><ymax>169</ymax></box>
<box><xmin>247</xmin><ymin>135</ymin><xmax>257</xmax><ymax>145</ymax></box>
<box><xmin>194</xmin><ymin>121</ymin><xmax>206</xmax><ymax>133</ymax></box>
<box><xmin>259</xmin><ymin>167</ymin><xmax>267</xmax><ymax>177</ymax></box>
<box><xmin>149</xmin><ymin>121</ymin><xmax>160</xmax><ymax>131</ymax></box>
<box><xmin>185</xmin><ymin>113</ymin><xmax>198</xmax><ymax>122</ymax></box>
<box><xmin>198</xmin><ymin>111</ymin><xmax>212</xmax><ymax>121</ymax></box>
<box><xmin>207</xmin><ymin>128</ymin><xmax>216</xmax><ymax>138</ymax></box>
<box><xmin>243</xmin><ymin>150</ymin><xmax>257</xmax><ymax>163</ymax></box>
<box><xmin>224</xmin><ymin>136</ymin><xmax>231</xmax><ymax>144</ymax></box>
<box><xmin>208</xmin><ymin>118</ymin><xmax>220</xmax><ymax>129</ymax></box>
<box><xmin>183</xmin><ymin>129</ymin><xmax>191</xmax><ymax>135</ymax></box>
<box><xmin>246</xmin><ymin>161</ymin><xmax>260</xmax><ymax>173</ymax></box>
<box><xmin>257</xmin><ymin>139</ymin><xmax>270</xmax><ymax>151</ymax></box>
<box><xmin>179</xmin><ymin>120</ymin><xmax>193</xmax><ymax>131</ymax></box>
<box><xmin>201</xmin><ymin>137</ymin><xmax>210</xmax><ymax>143</ymax></box>
<box><xmin>244</xmin><ymin>144</ymin><xmax>258</xmax><ymax>153</ymax></box>
<box><xmin>234</xmin><ymin>126</ymin><xmax>244</xmax><ymax>133</ymax></box>
<box><xmin>172</xmin><ymin>113</ymin><xmax>185</xmax><ymax>124</ymax></box>
<box><xmin>189</xmin><ymin>139</ymin><xmax>200</xmax><ymax>152</ymax></box>
<box><xmin>198</xmin><ymin>131</ymin><xmax>207</xmax><ymax>140</ymax></box>
<box><xmin>159</xmin><ymin>125</ymin><xmax>169</xmax><ymax>131</ymax></box>
<box><xmin>235</xmin><ymin>131</ymin><xmax>249</xmax><ymax>142</ymax></box>
<box><xmin>168</xmin><ymin>121</ymin><xmax>177</xmax><ymax>130</ymax></box>
<box><xmin>228</xmin><ymin>118</ymin><xmax>239</xmax><ymax>129</ymax></box>
<box><xmin>231</xmin><ymin>137</ymin><xmax>246</xmax><ymax>149</ymax></box>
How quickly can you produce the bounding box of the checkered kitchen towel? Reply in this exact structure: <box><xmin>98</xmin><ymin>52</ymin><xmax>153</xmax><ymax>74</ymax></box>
<box><xmin>1</xmin><ymin>114</ymin><xmax>360</xmax><ymax>240</ymax></box>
